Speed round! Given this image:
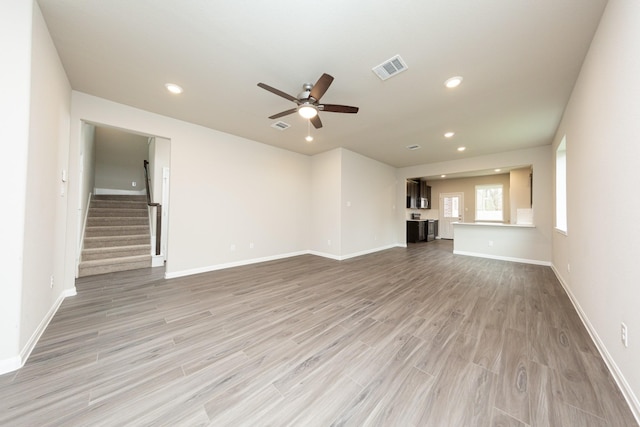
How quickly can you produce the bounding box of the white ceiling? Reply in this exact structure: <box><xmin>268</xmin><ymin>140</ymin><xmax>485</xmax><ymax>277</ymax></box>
<box><xmin>37</xmin><ymin>0</ymin><xmax>607</xmax><ymax>168</ymax></box>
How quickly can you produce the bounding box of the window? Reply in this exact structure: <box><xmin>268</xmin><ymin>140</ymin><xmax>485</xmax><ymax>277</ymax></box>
<box><xmin>556</xmin><ymin>136</ymin><xmax>567</xmax><ymax>232</ymax></box>
<box><xmin>475</xmin><ymin>184</ymin><xmax>503</xmax><ymax>221</ymax></box>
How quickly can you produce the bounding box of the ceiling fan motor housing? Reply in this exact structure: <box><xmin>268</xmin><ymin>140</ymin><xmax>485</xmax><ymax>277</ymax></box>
<box><xmin>298</xmin><ymin>83</ymin><xmax>313</xmax><ymax>101</ymax></box>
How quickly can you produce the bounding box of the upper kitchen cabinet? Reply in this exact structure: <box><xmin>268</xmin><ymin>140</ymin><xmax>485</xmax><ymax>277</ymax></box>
<box><xmin>420</xmin><ymin>181</ymin><xmax>431</xmax><ymax>209</ymax></box>
<box><xmin>406</xmin><ymin>179</ymin><xmax>431</xmax><ymax>209</ymax></box>
<box><xmin>406</xmin><ymin>179</ymin><xmax>419</xmax><ymax>208</ymax></box>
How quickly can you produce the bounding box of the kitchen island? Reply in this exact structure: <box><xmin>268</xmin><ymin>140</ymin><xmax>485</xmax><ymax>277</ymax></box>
<box><xmin>452</xmin><ymin>221</ymin><xmax>550</xmax><ymax>265</ymax></box>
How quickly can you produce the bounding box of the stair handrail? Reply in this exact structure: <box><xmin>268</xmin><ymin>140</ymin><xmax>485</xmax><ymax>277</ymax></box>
<box><xmin>143</xmin><ymin>160</ymin><xmax>162</xmax><ymax>255</ymax></box>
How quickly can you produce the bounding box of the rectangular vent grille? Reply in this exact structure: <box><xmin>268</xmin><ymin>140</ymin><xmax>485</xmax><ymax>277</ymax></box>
<box><xmin>406</xmin><ymin>144</ymin><xmax>421</xmax><ymax>150</ymax></box>
<box><xmin>271</xmin><ymin>121</ymin><xmax>291</xmax><ymax>130</ymax></box>
<box><xmin>372</xmin><ymin>55</ymin><xmax>408</xmax><ymax>81</ymax></box>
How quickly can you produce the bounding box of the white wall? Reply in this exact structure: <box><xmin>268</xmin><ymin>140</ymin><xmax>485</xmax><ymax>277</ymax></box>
<box><xmin>510</xmin><ymin>167</ymin><xmax>532</xmax><ymax>224</ymax></box>
<box><xmin>551</xmin><ymin>0</ymin><xmax>640</xmax><ymax>416</ymax></box>
<box><xmin>149</xmin><ymin>136</ymin><xmax>171</xmax><ymax>257</ymax></box>
<box><xmin>77</xmin><ymin>122</ymin><xmax>96</xmax><ymax>266</ymax></box>
<box><xmin>0</xmin><ymin>2</ymin><xmax>72</xmax><ymax>371</ymax></box>
<box><xmin>68</xmin><ymin>92</ymin><xmax>311</xmax><ymax>279</ymax></box>
<box><xmin>0</xmin><ymin>0</ymin><xmax>33</xmax><ymax>370</ymax></box>
<box><xmin>340</xmin><ymin>149</ymin><xmax>397</xmax><ymax>256</ymax></box>
<box><xmin>453</xmin><ymin>224</ymin><xmax>547</xmax><ymax>264</ymax></box>
<box><xmin>310</xmin><ymin>149</ymin><xmax>342</xmax><ymax>257</ymax></box>
<box><xmin>309</xmin><ymin>148</ymin><xmax>399</xmax><ymax>259</ymax></box>
<box><xmin>94</xmin><ymin>126</ymin><xmax>148</xmax><ymax>193</ymax></box>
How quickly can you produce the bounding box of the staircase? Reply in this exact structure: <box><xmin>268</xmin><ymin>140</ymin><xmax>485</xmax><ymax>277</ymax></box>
<box><xmin>78</xmin><ymin>195</ymin><xmax>152</xmax><ymax>277</ymax></box>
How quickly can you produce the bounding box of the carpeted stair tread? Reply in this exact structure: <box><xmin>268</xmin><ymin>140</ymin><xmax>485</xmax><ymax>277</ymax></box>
<box><xmin>85</xmin><ymin>225</ymin><xmax>150</xmax><ymax>237</ymax></box>
<box><xmin>78</xmin><ymin>254</ymin><xmax>152</xmax><ymax>277</ymax></box>
<box><xmin>87</xmin><ymin>217</ymin><xmax>149</xmax><ymax>226</ymax></box>
<box><xmin>83</xmin><ymin>234</ymin><xmax>150</xmax><ymax>249</ymax></box>
<box><xmin>81</xmin><ymin>244</ymin><xmax>151</xmax><ymax>260</ymax></box>
<box><xmin>89</xmin><ymin>208</ymin><xmax>148</xmax><ymax>217</ymax></box>
<box><xmin>93</xmin><ymin>194</ymin><xmax>147</xmax><ymax>201</ymax></box>
<box><xmin>80</xmin><ymin>194</ymin><xmax>155</xmax><ymax>277</ymax></box>
<box><xmin>91</xmin><ymin>200</ymin><xmax>148</xmax><ymax>209</ymax></box>
<box><xmin>80</xmin><ymin>254</ymin><xmax>151</xmax><ymax>267</ymax></box>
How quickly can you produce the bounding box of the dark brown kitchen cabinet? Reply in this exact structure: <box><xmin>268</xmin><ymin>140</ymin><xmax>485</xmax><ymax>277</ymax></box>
<box><xmin>407</xmin><ymin>220</ymin><xmax>438</xmax><ymax>243</ymax></box>
<box><xmin>407</xmin><ymin>179</ymin><xmax>431</xmax><ymax>209</ymax></box>
<box><xmin>420</xmin><ymin>181</ymin><xmax>432</xmax><ymax>209</ymax></box>
<box><xmin>406</xmin><ymin>221</ymin><xmax>425</xmax><ymax>243</ymax></box>
<box><xmin>406</xmin><ymin>180</ymin><xmax>419</xmax><ymax>208</ymax></box>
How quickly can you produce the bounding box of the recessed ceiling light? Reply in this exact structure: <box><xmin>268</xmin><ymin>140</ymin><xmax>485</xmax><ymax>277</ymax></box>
<box><xmin>444</xmin><ymin>76</ymin><xmax>463</xmax><ymax>89</ymax></box>
<box><xmin>457</xmin><ymin>146</ymin><xmax>466</xmax><ymax>152</ymax></box>
<box><xmin>494</xmin><ymin>168</ymin><xmax>502</xmax><ymax>172</ymax></box>
<box><xmin>165</xmin><ymin>83</ymin><xmax>183</xmax><ymax>94</ymax></box>
<box><xmin>406</xmin><ymin>144</ymin><xmax>421</xmax><ymax>150</ymax></box>
<box><xmin>305</xmin><ymin>135</ymin><xmax>314</xmax><ymax>142</ymax></box>
<box><xmin>444</xmin><ymin>131</ymin><xmax>455</xmax><ymax>138</ymax></box>
<box><xmin>441</xmin><ymin>174</ymin><xmax>446</xmax><ymax>178</ymax></box>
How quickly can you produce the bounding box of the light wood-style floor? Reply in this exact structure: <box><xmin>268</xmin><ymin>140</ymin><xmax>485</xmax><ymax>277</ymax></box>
<box><xmin>0</xmin><ymin>240</ymin><xmax>636</xmax><ymax>426</ymax></box>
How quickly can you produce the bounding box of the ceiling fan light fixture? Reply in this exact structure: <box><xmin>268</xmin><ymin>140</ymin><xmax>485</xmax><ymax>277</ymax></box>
<box><xmin>444</xmin><ymin>131</ymin><xmax>455</xmax><ymax>138</ymax></box>
<box><xmin>298</xmin><ymin>104</ymin><xmax>318</xmax><ymax>119</ymax></box>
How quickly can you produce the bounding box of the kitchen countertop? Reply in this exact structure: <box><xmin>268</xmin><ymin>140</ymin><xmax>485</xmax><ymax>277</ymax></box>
<box><xmin>453</xmin><ymin>222</ymin><xmax>534</xmax><ymax>228</ymax></box>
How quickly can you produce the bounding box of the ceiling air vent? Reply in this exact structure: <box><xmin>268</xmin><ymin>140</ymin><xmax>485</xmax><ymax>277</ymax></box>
<box><xmin>372</xmin><ymin>55</ymin><xmax>408</xmax><ymax>81</ymax></box>
<box><xmin>406</xmin><ymin>144</ymin><xmax>421</xmax><ymax>150</ymax></box>
<box><xmin>271</xmin><ymin>121</ymin><xmax>291</xmax><ymax>131</ymax></box>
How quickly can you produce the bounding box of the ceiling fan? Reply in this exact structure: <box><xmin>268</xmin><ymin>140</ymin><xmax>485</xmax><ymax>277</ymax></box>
<box><xmin>257</xmin><ymin>73</ymin><xmax>359</xmax><ymax>129</ymax></box>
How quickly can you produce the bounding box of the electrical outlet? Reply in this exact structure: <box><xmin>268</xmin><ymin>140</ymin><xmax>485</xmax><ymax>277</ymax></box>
<box><xmin>621</xmin><ymin>322</ymin><xmax>628</xmax><ymax>347</ymax></box>
<box><xmin>230</xmin><ymin>244</ymin><xmax>236</xmax><ymax>252</ymax></box>
<box><xmin>249</xmin><ymin>242</ymin><xmax>254</xmax><ymax>249</ymax></box>
<box><xmin>327</xmin><ymin>239</ymin><xmax>331</xmax><ymax>246</ymax></box>
<box><xmin>50</xmin><ymin>275</ymin><xmax>54</xmax><ymax>288</ymax></box>
<box><xmin>567</xmin><ymin>264</ymin><xmax>571</xmax><ymax>273</ymax></box>
<box><xmin>488</xmin><ymin>240</ymin><xmax>494</xmax><ymax>247</ymax></box>
<box><xmin>131</xmin><ymin>181</ymin><xmax>137</xmax><ymax>187</ymax></box>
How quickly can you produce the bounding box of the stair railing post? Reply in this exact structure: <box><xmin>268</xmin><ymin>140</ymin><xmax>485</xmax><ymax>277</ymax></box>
<box><xmin>144</xmin><ymin>160</ymin><xmax>162</xmax><ymax>256</ymax></box>
<box><xmin>155</xmin><ymin>205</ymin><xmax>162</xmax><ymax>256</ymax></box>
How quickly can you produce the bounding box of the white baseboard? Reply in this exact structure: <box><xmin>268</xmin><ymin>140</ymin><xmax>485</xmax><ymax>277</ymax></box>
<box><xmin>151</xmin><ymin>255</ymin><xmax>165</xmax><ymax>267</ymax></box>
<box><xmin>164</xmin><ymin>251</ymin><xmax>309</xmax><ymax>279</ymax></box>
<box><xmin>0</xmin><ymin>287</ymin><xmax>76</xmax><ymax>376</ymax></box>
<box><xmin>453</xmin><ymin>250</ymin><xmax>551</xmax><ymax>266</ymax></box>
<box><xmin>0</xmin><ymin>355</ymin><xmax>21</xmax><ymax>376</ymax></box>
<box><xmin>310</xmin><ymin>243</ymin><xmax>404</xmax><ymax>261</ymax></box>
<box><xmin>165</xmin><ymin>244</ymin><xmax>405</xmax><ymax>279</ymax></box>
<box><xmin>551</xmin><ymin>264</ymin><xmax>640</xmax><ymax>424</ymax></box>
<box><xmin>307</xmin><ymin>250</ymin><xmax>341</xmax><ymax>261</ymax></box>
<box><xmin>94</xmin><ymin>188</ymin><xmax>146</xmax><ymax>196</ymax></box>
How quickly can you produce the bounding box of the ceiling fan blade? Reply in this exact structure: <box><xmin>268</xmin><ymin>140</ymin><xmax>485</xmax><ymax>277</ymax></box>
<box><xmin>309</xmin><ymin>73</ymin><xmax>334</xmax><ymax>101</ymax></box>
<box><xmin>257</xmin><ymin>83</ymin><xmax>298</xmax><ymax>103</ymax></box>
<box><xmin>310</xmin><ymin>115</ymin><xmax>323</xmax><ymax>129</ymax></box>
<box><xmin>320</xmin><ymin>104</ymin><xmax>359</xmax><ymax>114</ymax></box>
<box><xmin>268</xmin><ymin>108</ymin><xmax>297</xmax><ymax>119</ymax></box>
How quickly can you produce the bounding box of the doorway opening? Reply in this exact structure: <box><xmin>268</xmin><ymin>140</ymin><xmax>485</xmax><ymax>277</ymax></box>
<box><xmin>76</xmin><ymin>122</ymin><xmax>170</xmax><ymax>276</ymax></box>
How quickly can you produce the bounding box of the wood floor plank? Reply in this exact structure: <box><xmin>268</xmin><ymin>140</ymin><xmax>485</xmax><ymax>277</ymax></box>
<box><xmin>495</xmin><ymin>328</ymin><xmax>530</xmax><ymax>425</ymax></box>
<box><xmin>0</xmin><ymin>240</ymin><xmax>636</xmax><ymax>426</ymax></box>
<box><xmin>491</xmin><ymin>407</ymin><xmax>528</xmax><ymax>427</ymax></box>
